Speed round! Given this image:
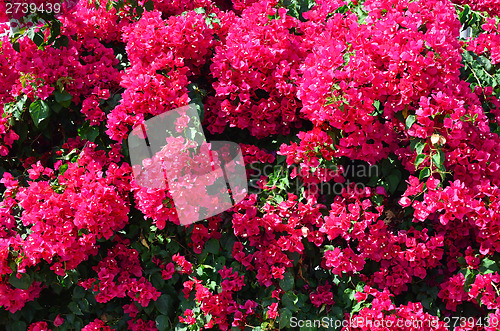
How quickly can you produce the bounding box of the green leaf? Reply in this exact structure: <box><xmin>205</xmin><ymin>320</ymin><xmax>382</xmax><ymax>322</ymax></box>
<box><xmin>480</xmin><ymin>258</ymin><xmax>500</xmax><ymax>274</ymax></box>
<box><xmin>278</xmin><ymin>307</ymin><xmax>293</xmax><ymax>329</ymax></box>
<box><xmin>468</xmin><ymin>12</ymin><xmax>478</xmax><ymax>27</ymax></box>
<box><xmin>135</xmin><ymin>5</ymin><xmax>144</xmax><ymax>16</ymax></box>
<box><xmin>29</xmin><ymin>99</ymin><xmax>50</xmax><ymax>127</ymax></box>
<box><xmin>73</xmin><ymin>286</ymin><xmax>86</xmax><ymax>299</ymax></box>
<box><xmin>54</xmin><ymin>90</ymin><xmax>72</xmax><ymax>108</ymax></box>
<box><xmin>58</xmin><ymin>163</ymin><xmax>69</xmax><ymax>175</ymax></box>
<box><xmin>372</xmin><ymin>194</ymin><xmax>384</xmax><ymax>205</ymax></box>
<box><xmin>144</xmin><ymin>300</ymin><xmax>155</xmax><ymax>315</ymax></box>
<box><xmin>405</xmin><ymin>115</ymin><xmax>416</xmax><ymax>129</ymax></box>
<box><xmin>279</xmin><ymin>272</ymin><xmax>294</xmax><ymax>292</ymax></box>
<box><xmin>66</xmin><ymin>314</ymin><xmax>75</xmax><ymax>325</ymax></box>
<box><xmin>276</xmin><ymin>155</ymin><xmax>287</xmax><ymax>164</ymax></box>
<box><xmin>386</xmin><ymin>169</ymin><xmax>402</xmax><ymax>194</ymax></box>
<box><xmin>12</xmin><ymin>41</ymin><xmax>20</xmax><ymax>53</ymax></box>
<box><xmin>463</xmin><ymin>268</ymin><xmax>477</xmax><ymax>291</ymax></box>
<box><xmin>9</xmin><ymin>273</ymin><xmax>33</xmax><ymax>290</ymax></box>
<box><xmin>459</xmin><ymin>5</ymin><xmax>470</xmax><ymax>25</ymax></box>
<box><xmin>51</xmin><ymin>102</ymin><xmax>63</xmax><ymax>114</ymax></box>
<box><xmin>335</xmin><ymin>4</ymin><xmax>349</xmax><ymax>14</ymax></box>
<box><xmin>415</xmin><ymin>141</ymin><xmax>426</xmax><ymax>154</ymax></box>
<box><xmin>282</xmin><ymin>291</ymin><xmax>299</xmax><ymax>312</ymax></box>
<box><xmin>205</xmin><ymin>238</ymin><xmax>220</xmax><ymax>255</ymax></box>
<box><xmin>33</xmin><ymin>31</ymin><xmax>45</xmax><ymax>47</ymax></box>
<box><xmin>345</xmin><ymin>288</ymin><xmax>356</xmax><ymax>301</ymax></box>
<box><xmin>331</xmin><ymin>305</ymin><xmax>343</xmax><ymax>319</ymax></box>
<box><xmin>214</xmin><ymin>256</ymin><xmax>226</xmax><ymax>270</ymax></box>
<box><xmin>68</xmin><ymin>301</ymin><xmax>84</xmax><ymax>316</ymax></box>
<box><xmin>415</xmin><ymin>154</ymin><xmax>427</xmax><ymax>170</ymax></box>
<box><xmin>156</xmin><ymin>315</ymin><xmax>170</xmax><ymax>331</ymax></box>
<box><xmin>78</xmin><ymin>122</ymin><xmax>99</xmax><ymax>142</ymax></box>
<box><xmin>144</xmin><ymin>0</ymin><xmax>154</xmax><ymax>11</ymax></box>
<box><xmin>21</xmin><ymin>301</ymin><xmax>41</xmax><ymax>324</ymax></box>
<box><xmin>431</xmin><ymin>150</ymin><xmax>444</xmax><ymax>167</ymax></box>
<box><xmin>51</xmin><ymin>281</ymin><xmax>64</xmax><ymax>295</ymax></box>
<box><xmin>418</xmin><ymin>167</ymin><xmax>431</xmax><ymax>180</ymax></box>
<box><xmin>477</xmin><ymin>56</ymin><xmax>492</xmax><ymax>71</ymax></box>
<box><xmin>151</xmin><ymin>272</ymin><xmax>166</xmax><ymax>289</ymax></box>
<box><xmin>77</xmin><ymin>298</ymin><xmax>90</xmax><ymax>312</ymax></box>
<box><xmin>54</xmin><ymin>35</ymin><xmax>69</xmax><ymax>49</ymax></box>
<box><xmin>155</xmin><ymin>294</ymin><xmax>173</xmax><ymax>315</ymax></box>
<box><xmin>352</xmin><ymin>300</ymin><xmax>363</xmax><ymax>313</ymax></box>
<box><xmin>11</xmin><ymin>321</ymin><xmax>27</xmax><ymax>331</ymax></box>
<box><xmin>409</xmin><ymin>139</ymin><xmax>419</xmax><ymax>151</ymax></box>
<box><xmin>462</xmin><ymin>50</ymin><xmax>474</xmax><ymax>63</ymax></box>
<box><xmin>47</xmin><ymin>19</ymin><xmax>61</xmax><ymax>45</ymax></box>
<box><xmin>187</xmin><ymin>84</ymin><xmax>205</xmax><ymax>122</ymax></box>
<box><xmin>7</xmin><ymin>95</ymin><xmax>27</xmax><ymax>120</ymax></box>
<box><xmin>26</xmin><ymin>28</ymin><xmax>35</xmax><ymax>40</ymax></box>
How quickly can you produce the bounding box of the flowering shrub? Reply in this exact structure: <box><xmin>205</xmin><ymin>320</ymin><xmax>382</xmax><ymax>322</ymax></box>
<box><xmin>1</xmin><ymin>0</ymin><xmax>500</xmax><ymax>330</ymax></box>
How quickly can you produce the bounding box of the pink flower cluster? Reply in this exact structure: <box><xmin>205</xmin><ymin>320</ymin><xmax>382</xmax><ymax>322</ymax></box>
<box><xmin>0</xmin><ymin>280</ymin><xmax>43</xmax><ymax>313</ymax></box>
<box><xmin>80</xmin><ymin>239</ymin><xmax>160</xmax><ymax>307</ymax></box>
<box><xmin>8</xmin><ymin>144</ymin><xmax>130</xmax><ymax>275</ymax></box>
<box><xmin>2</xmin><ymin>0</ymin><xmax>500</xmax><ymax>328</ymax></box>
<box><xmin>350</xmin><ymin>285</ymin><xmax>449</xmax><ymax>330</ymax></box>
<box><xmin>231</xmin><ymin>192</ymin><xmax>325</xmax><ymax>287</ymax></box>
<box><xmin>310</xmin><ymin>283</ymin><xmax>335</xmax><ymax>307</ymax></box>
<box><xmin>0</xmin><ymin>143</ymin><xmax>131</xmax><ymax>312</ymax></box>
<box><xmin>468</xmin><ymin>18</ymin><xmax>500</xmax><ymax>65</ymax></box>
<box><xmin>189</xmin><ymin>216</ymin><xmax>223</xmax><ymax>254</ymax></box>
<box><xmin>81</xmin><ymin>318</ymin><xmax>113</xmax><ymax>331</ymax></box>
<box><xmin>181</xmin><ymin>266</ymin><xmax>257</xmax><ymax>330</ymax></box>
<box><xmin>240</xmin><ymin>144</ymin><xmax>275</xmax><ymax>165</ymax></box>
<box><xmin>107</xmin><ymin>8</ymin><xmax>215</xmax><ymax>143</ymax></box>
<box><xmin>453</xmin><ymin>0</ymin><xmax>500</xmax><ymax>18</ymax></box>
<box><xmin>131</xmin><ymin>137</ymin><xmax>232</xmax><ymax>228</ymax></box>
<box><xmin>279</xmin><ymin>127</ymin><xmax>345</xmax><ymax>184</ymax></box>
<box><xmin>10</xmin><ymin>28</ymin><xmax>119</xmax><ymax>104</ymax></box>
<box><xmin>322</xmin><ymin>186</ymin><xmax>444</xmax><ymax>294</ymax></box>
<box><xmin>208</xmin><ymin>0</ymin><xmax>305</xmax><ymax>138</ymax></box>
<box><xmin>0</xmin><ymin>107</ymin><xmax>19</xmax><ymax>156</ymax></box>
<box><xmin>438</xmin><ymin>272</ymin><xmax>500</xmax><ymax>312</ymax></box>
